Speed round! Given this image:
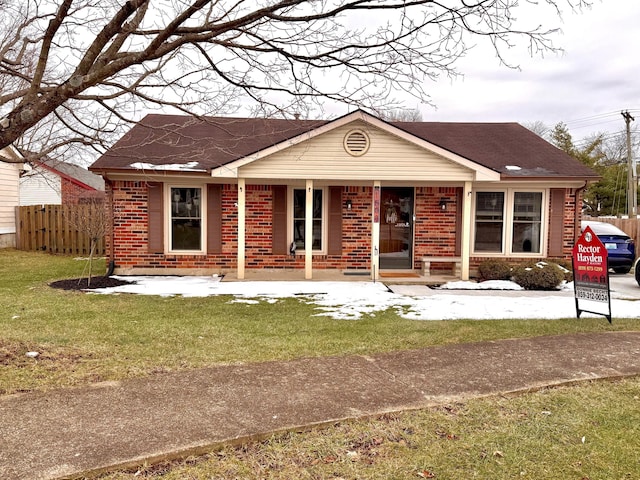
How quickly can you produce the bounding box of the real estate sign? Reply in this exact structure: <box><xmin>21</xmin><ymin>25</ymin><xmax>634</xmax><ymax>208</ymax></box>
<box><xmin>572</xmin><ymin>225</ymin><xmax>612</xmax><ymax>323</ymax></box>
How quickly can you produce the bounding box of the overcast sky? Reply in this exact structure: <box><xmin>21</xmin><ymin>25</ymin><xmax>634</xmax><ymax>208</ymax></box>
<box><xmin>406</xmin><ymin>0</ymin><xmax>640</xmax><ymax>141</ymax></box>
<box><xmin>134</xmin><ymin>1</ymin><xmax>637</xmax><ymax>146</ymax></box>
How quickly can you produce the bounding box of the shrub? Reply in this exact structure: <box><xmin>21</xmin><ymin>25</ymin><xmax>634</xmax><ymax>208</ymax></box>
<box><xmin>511</xmin><ymin>261</ymin><xmax>565</xmax><ymax>290</ymax></box>
<box><xmin>478</xmin><ymin>259</ymin><xmax>512</xmax><ymax>281</ymax></box>
<box><xmin>549</xmin><ymin>258</ymin><xmax>573</xmax><ymax>282</ymax></box>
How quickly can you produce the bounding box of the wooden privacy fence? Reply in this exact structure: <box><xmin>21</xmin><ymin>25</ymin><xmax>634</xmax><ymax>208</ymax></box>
<box><xmin>584</xmin><ymin>216</ymin><xmax>640</xmax><ymax>249</ymax></box>
<box><xmin>15</xmin><ymin>204</ymin><xmax>106</xmax><ymax>256</ymax></box>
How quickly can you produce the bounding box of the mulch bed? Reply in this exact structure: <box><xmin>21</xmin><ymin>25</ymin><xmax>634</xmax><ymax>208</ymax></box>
<box><xmin>49</xmin><ymin>276</ymin><xmax>133</xmax><ymax>291</ymax></box>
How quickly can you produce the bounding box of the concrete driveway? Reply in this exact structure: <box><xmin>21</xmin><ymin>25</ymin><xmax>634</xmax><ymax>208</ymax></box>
<box><xmin>609</xmin><ymin>272</ymin><xmax>640</xmax><ymax>299</ymax></box>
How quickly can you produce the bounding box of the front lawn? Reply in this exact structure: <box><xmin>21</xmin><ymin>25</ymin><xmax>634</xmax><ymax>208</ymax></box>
<box><xmin>1</xmin><ymin>249</ymin><xmax>638</xmax><ymax>395</ymax></box>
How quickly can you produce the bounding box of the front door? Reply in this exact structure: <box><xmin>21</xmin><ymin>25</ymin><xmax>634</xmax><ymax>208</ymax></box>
<box><xmin>379</xmin><ymin>187</ymin><xmax>414</xmax><ymax>270</ymax></box>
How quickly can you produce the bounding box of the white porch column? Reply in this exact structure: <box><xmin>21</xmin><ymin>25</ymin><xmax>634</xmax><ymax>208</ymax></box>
<box><xmin>371</xmin><ymin>181</ymin><xmax>381</xmax><ymax>281</ymax></box>
<box><xmin>460</xmin><ymin>181</ymin><xmax>472</xmax><ymax>280</ymax></box>
<box><xmin>305</xmin><ymin>179</ymin><xmax>313</xmax><ymax>279</ymax></box>
<box><xmin>237</xmin><ymin>179</ymin><xmax>246</xmax><ymax>280</ymax></box>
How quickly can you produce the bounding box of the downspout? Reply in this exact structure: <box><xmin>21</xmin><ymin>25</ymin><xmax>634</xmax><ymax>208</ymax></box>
<box><xmin>573</xmin><ymin>181</ymin><xmax>588</xmax><ymax>242</ymax></box>
<box><xmin>105</xmin><ymin>177</ymin><xmax>116</xmax><ymax>276</ymax></box>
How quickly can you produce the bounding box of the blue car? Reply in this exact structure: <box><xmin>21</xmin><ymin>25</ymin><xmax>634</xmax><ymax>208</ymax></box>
<box><xmin>581</xmin><ymin>220</ymin><xmax>635</xmax><ymax>274</ymax></box>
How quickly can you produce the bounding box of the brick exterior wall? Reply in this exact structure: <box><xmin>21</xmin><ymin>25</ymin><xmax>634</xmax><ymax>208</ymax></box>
<box><xmin>107</xmin><ymin>181</ymin><xmax>580</xmax><ymax>276</ymax></box>
<box><xmin>109</xmin><ymin>181</ymin><xmax>237</xmax><ymax>272</ymax></box>
<box><xmin>341</xmin><ymin>186</ymin><xmax>373</xmax><ymax>270</ymax></box>
<box><xmin>108</xmin><ymin>182</ymin><xmax>373</xmax><ymax>273</ymax></box>
<box><xmin>414</xmin><ymin>186</ymin><xmax>459</xmax><ymax>271</ymax></box>
<box><xmin>245</xmin><ymin>185</ymin><xmax>286</xmax><ymax>268</ymax></box>
<box><xmin>61</xmin><ymin>178</ymin><xmax>105</xmax><ymax>205</ymax></box>
<box><xmin>558</xmin><ymin>187</ymin><xmax>580</xmax><ymax>258</ymax></box>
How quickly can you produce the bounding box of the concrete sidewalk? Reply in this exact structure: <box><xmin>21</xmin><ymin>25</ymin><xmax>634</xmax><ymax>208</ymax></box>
<box><xmin>2</xmin><ymin>331</ymin><xmax>640</xmax><ymax>480</ymax></box>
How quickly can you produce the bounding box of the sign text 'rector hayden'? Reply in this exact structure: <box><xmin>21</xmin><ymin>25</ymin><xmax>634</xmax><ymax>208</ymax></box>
<box><xmin>576</xmin><ymin>244</ymin><xmax>604</xmax><ymax>264</ymax></box>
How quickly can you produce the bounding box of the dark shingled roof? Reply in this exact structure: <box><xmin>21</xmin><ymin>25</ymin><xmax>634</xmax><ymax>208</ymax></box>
<box><xmin>90</xmin><ymin>113</ymin><xmax>598</xmax><ymax>180</ymax></box>
<box><xmin>90</xmin><ymin>115</ymin><xmax>327</xmax><ymax>172</ymax></box>
<box><xmin>391</xmin><ymin>121</ymin><xmax>597</xmax><ymax>178</ymax></box>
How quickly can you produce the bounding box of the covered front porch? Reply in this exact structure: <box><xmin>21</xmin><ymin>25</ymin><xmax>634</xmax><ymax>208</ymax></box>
<box><xmin>232</xmin><ymin>179</ymin><xmax>476</xmax><ymax>282</ymax></box>
<box><xmin>211</xmin><ymin>112</ymin><xmax>502</xmax><ymax>282</ymax></box>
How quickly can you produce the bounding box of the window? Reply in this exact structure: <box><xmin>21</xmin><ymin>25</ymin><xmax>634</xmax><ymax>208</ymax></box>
<box><xmin>474</xmin><ymin>192</ymin><xmax>504</xmax><ymax>252</ymax></box>
<box><xmin>292</xmin><ymin>188</ymin><xmax>324</xmax><ymax>251</ymax></box>
<box><xmin>473</xmin><ymin>190</ymin><xmax>545</xmax><ymax>255</ymax></box>
<box><xmin>169</xmin><ymin>187</ymin><xmax>203</xmax><ymax>251</ymax></box>
<box><xmin>512</xmin><ymin>192</ymin><xmax>542</xmax><ymax>253</ymax></box>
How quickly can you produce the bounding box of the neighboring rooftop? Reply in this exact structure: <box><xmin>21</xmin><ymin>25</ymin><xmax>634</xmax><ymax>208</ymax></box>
<box><xmin>37</xmin><ymin>158</ymin><xmax>105</xmax><ymax>190</ymax></box>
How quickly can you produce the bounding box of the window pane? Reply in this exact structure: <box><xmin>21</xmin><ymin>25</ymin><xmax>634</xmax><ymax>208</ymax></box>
<box><xmin>313</xmin><ymin>189</ymin><xmax>322</xmax><ymax>219</ymax></box>
<box><xmin>313</xmin><ymin>219</ymin><xmax>322</xmax><ymax>249</ymax></box>
<box><xmin>170</xmin><ymin>187</ymin><xmax>202</xmax><ymax>250</ymax></box>
<box><xmin>293</xmin><ymin>188</ymin><xmax>323</xmax><ymax>250</ymax></box>
<box><xmin>293</xmin><ymin>190</ymin><xmax>306</xmax><ymax>218</ymax></box>
<box><xmin>474</xmin><ymin>192</ymin><xmax>504</xmax><ymax>252</ymax></box>
<box><xmin>293</xmin><ymin>219</ymin><xmax>305</xmax><ymax>245</ymax></box>
<box><xmin>172</xmin><ymin>219</ymin><xmax>201</xmax><ymax>250</ymax></box>
<box><xmin>512</xmin><ymin>192</ymin><xmax>542</xmax><ymax>253</ymax></box>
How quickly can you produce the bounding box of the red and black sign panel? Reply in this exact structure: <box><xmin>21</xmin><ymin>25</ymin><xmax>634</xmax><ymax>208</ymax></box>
<box><xmin>572</xmin><ymin>225</ymin><xmax>612</xmax><ymax>323</ymax></box>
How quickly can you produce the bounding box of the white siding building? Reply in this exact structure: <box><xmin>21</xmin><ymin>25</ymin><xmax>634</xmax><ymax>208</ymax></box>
<box><xmin>19</xmin><ymin>168</ymin><xmax>62</xmax><ymax>205</ymax></box>
<box><xmin>0</xmin><ymin>147</ymin><xmax>24</xmax><ymax>248</ymax></box>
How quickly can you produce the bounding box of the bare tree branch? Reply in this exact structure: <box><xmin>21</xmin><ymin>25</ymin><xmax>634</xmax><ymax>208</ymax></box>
<box><xmin>0</xmin><ymin>0</ymin><xmax>590</xmax><ymax>163</ymax></box>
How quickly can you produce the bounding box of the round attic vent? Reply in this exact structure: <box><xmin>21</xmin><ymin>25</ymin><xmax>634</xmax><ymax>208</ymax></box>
<box><xmin>343</xmin><ymin>129</ymin><xmax>370</xmax><ymax>156</ymax></box>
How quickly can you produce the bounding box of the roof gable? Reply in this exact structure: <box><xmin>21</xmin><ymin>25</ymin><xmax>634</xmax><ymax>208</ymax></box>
<box><xmin>220</xmin><ymin>115</ymin><xmax>499</xmax><ymax>182</ymax></box>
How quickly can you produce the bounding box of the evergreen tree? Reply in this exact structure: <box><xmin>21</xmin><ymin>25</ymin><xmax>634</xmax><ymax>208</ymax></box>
<box><xmin>549</xmin><ymin>122</ymin><xmax>576</xmax><ymax>156</ymax></box>
<box><xmin>548</xmin><ymin>122</ymin><xmax>625</xmax><ymax>216</ymax></box>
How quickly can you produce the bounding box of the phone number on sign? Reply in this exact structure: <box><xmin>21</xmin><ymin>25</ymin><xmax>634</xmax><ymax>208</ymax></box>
<box><xmin>575</xmin><ymin>287</ymin><xmax>609</xmax><ymax>302</ymax></box>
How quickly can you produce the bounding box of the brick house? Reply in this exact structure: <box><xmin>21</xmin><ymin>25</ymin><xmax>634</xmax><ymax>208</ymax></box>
<box><xmin>89</xmin><ymin>110</ymin><xmax>598</xmax><ymax>280</ymax></box>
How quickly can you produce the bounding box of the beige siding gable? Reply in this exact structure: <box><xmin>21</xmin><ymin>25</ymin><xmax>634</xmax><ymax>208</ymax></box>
<box><xmin>238</xmin><ymin>121</ymin><xmax>482</xmax><ymax>181</ymax></box>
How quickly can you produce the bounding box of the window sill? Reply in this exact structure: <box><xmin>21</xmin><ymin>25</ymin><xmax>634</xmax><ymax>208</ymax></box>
<box><xmin>472</xmin><ymin>252</ymin><xmax>544</xmax><ymax>257</ymax></box>
<box><xmin>166</xmin><ymin>250</ymin><xmax>207</xmax><ymax>256</ymax></box>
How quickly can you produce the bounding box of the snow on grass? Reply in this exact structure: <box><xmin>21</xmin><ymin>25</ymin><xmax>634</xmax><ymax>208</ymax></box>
<box><xmin>87</xmin><ymin>276</ymin><xmax>640</xmax><ymax>321</ymax></box>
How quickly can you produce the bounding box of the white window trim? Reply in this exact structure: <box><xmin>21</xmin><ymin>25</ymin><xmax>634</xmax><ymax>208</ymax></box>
<box><xmin>164</xmin><ymin>184</ymin><xmax>207</xmax><ymax>255</ymax></box>
<box><xmin>287</xmin><ymin>186</ymin><xmax>328</xmax><ymax>255</ymax></box>
<box><xmin>472</xmin><ymin>187</ymin><xmax>548</xmax><ymax>257</ymax></box>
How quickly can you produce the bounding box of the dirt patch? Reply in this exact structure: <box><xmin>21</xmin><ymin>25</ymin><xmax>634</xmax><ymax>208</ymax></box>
<box><xmin>49</xmin><ymin>276</ymin><xmax>133</xmax><ymax>291</ymax></box>
<box><xmin>1</xmin><ymin>339</ymin><xmax>93</xmax><ymax>366</ymax></box>
<box><xmin>0</xmin><ymin>339</ymin><xmax>97</xmax><ymax>394</ymax></box>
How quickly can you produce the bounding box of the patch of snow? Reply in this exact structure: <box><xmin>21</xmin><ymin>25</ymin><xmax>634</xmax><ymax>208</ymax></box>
<box><xmin>437</xmin><ymin>280</ymin><xmax>523</xmax><ymax>290</ymax></box>
<box><xmin>86</xmin><ymin>276</ymin><xmax>640</xmax><ymax>321</ymax></box>
<box><xmin>129</xmin><ymin>161</ymin><xmax>206</xmax><ymax>172</ymax></box>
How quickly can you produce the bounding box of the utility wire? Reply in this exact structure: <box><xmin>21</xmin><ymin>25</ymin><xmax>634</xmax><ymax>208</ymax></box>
<box><xmin>559</xmin><ymin>110</ymin><xmax>640</xmax><ymax>137</ymax></box>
